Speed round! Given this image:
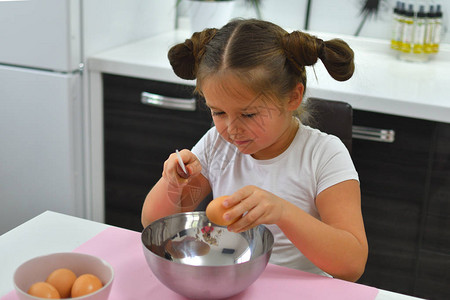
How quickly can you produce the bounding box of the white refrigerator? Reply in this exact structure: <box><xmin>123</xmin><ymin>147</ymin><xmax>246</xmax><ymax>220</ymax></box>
<box><xmin>0</xmin><ymin>0</ymin><xmax>176</xmax><ymax>234</ymax></box>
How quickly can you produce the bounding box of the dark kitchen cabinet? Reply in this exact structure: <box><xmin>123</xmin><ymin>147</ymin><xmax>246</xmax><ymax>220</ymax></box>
<box><xmin>102</xmin><ymin>74</ymin><xmax>212</xmax><ymax>232</ymax></box>
<box><xmin>352</xmin><ymin>110</ymin><xmax>450</xmax><ymax>300</ymax></box>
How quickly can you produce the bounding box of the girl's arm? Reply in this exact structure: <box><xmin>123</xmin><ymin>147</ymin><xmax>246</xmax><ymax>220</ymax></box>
<box><xmin>278</xmin><ymin>180</ymin><xmax>367</xmax><ymax>282</ymax></box>
<box><xmin>141</xmin><ymin>150</ymin><xmax>212</xmax><ymax>228</ymax></box>
<box><xmin>223</xmin><ymin>179</ymin><xmax>368</xmax><ymax>282</ymax></box>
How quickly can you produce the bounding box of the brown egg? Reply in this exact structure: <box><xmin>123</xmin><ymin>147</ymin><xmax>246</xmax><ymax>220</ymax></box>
<box><xmin>206</xmin><ymin>195</ymin><xmax>240</xmax><ymax>226</ymax></box>
<box><xmin>46</xmin><ymin>268</ymin><xmax>77</xmax><ymax>298</ymax></box>
<box><xmin>27</xmin><ymin>281</ymin><xmax>60</xmax><ymax>299</ymax></box>
<box><xmin>71</xmin><ymin>274</ymin><xmax>103</xmax><ymax>298</ymax></box>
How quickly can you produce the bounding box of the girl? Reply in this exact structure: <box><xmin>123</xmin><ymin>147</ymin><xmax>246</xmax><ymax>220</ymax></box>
<box><xmin>141</xmin><ymin>19</ymin><xmax>368</xmax><ymax>282</ymax></box>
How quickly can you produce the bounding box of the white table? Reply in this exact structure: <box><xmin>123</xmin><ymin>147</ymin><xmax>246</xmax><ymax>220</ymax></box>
<box><xmin>0</xmin><ymin>211</ymin><xmax>423</xmax><ymax>299</ymax></box>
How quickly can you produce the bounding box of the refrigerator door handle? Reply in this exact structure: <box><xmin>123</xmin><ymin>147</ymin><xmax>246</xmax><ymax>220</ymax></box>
<box><xmin>141</xmin><ymin>92</ymin><xmax>196</xmax><ymax>111</ymax></box>
<box><xmin>352</xmin><ymin>125</ymin><xmax>395</xmax><ymax>143</ymax></box>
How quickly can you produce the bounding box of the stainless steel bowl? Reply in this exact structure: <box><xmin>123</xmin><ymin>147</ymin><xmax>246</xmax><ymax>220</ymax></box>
<box><xmin>141</xmin><ymin>211</ymin><xmax>274</xmax><ymax>299</ymax></box>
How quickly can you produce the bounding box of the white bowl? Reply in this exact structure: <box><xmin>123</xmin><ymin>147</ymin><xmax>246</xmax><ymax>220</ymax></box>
<box><xmin>14</xmin><ymin>252</ymin><xmax>114</xmax><ymax>300</ymax></box>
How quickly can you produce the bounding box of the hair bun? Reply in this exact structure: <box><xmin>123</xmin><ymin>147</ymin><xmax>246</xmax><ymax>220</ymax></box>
<box><xmin>283</xmin><ymin>31</ymin><xmax>322</xmax><ymax>67</ymax></box>
<box><xmin>282</xmin><ymin>31</ymin><xmax>354</xmax><ymax>82</ymax></box>
<box><xmin>321</xmin><ymin>39</ymin><xmax>355</xmax><ymax>81</ymax></box>
<box><xmin>168</xmin><ymin>29</ymin><xmax>218</xmax><ymax>80</ymax></box>
<box><xmin>168</xmin><ymin>41</ymin><xmax>197</xmax><ymax>80</ymax></box>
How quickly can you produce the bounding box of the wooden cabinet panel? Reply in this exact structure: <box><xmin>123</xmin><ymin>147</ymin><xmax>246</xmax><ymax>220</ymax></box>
<box><xmin>353</xmin><ymin>110</ymin><xmax>450</xmax><ymax>300</ymax></box>
<box><xmin>416</xmin><ymin>250</ymin><xmax>450</xmax><ymax>300</ymax></box>
<box><xmin>415</xmin><ymin>123</ymin><xmax>450</xmax><ymax>300</ymax></box>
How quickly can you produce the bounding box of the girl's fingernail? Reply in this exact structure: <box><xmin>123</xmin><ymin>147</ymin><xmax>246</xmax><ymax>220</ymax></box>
<box><xmin>223</xmin><ymin>200</ymin><xmax>229</xmax><ymax>207</ymax></box>
<box><xmin>223</xmin><ymin>213</ymin><xmax>230</xmax><ymax>221</ymax></box>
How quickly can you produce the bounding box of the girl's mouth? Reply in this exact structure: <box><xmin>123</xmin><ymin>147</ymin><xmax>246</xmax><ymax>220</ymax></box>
<box><xmin>233</xmin><ymin>140</ymin><xmax>251</xmax><ymax>146</ymax></box>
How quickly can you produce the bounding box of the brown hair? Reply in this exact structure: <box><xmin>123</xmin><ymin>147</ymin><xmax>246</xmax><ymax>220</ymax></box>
<box><xmin>168</xmin><ymin>19</ymin><xmax>354</xmax><ymax>106</ymax></box>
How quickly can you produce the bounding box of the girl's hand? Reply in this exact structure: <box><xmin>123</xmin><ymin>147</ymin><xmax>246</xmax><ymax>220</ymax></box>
<box><xmin>142</xmin><ymin>150</ymin><xmax>211</xmax><ymax>227</ymax></box>
<box><xmin>223</xmin><ymin>185</ymin><xmax>287</xmax><ymax>233</ymax></box>
<box><xmin>162</xmin><ymin>149</ymin><xmax>202</xmax><ymax>189</ymax></box>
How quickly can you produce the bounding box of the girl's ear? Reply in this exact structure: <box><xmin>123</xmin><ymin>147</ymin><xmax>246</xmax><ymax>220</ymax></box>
<box><xmin>287</xmin><ymin>83</ymin><xmax>304</xmax><ymax>111</ymax></box>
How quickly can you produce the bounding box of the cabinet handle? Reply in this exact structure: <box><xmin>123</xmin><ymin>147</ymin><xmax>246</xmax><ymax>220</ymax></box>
<box><xmin>141</xmin><ymin>92</ymin><xmax>196</xmax><ymax>111</ymax></box>
<box><xmin>352</xmin><ymin>125</ymin><xmax>395</xmax><ymax>143</ymax></box>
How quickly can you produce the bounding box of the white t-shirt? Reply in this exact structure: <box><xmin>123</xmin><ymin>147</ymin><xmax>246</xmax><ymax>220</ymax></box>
<box><xmin>191</xmin><ymin>123</ymin><xmax>359</xmax><ymax>276</ymax></box>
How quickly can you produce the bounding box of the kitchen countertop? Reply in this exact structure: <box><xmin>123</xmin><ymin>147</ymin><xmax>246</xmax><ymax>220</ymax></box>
<box><xmin>88</xmin><ymin>29</ymin><xmax>450</xmax><ymax>123</ymax></box>
<box><xmin>0</xmin><ymin>211</ymin><xmax>424</xmax><ymax>299</ymax></box>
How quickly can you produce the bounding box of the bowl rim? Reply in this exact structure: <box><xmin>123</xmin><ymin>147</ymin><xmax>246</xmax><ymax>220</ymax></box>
<box><xmin>141</xmin><ymin>211</ymin><xmax>274</xmax><ymax>266</ymax></box>
<box><xmin>13</xmin><ymin>252</ymin><xmax>115</xmax><ymax>300</ymax></box>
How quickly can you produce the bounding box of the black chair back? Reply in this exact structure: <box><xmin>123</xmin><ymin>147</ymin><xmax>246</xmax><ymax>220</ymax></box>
<box><xmin>302</xmin><ymin>97</ymin><xmax>353</xmax><ymax>154</ymax></box>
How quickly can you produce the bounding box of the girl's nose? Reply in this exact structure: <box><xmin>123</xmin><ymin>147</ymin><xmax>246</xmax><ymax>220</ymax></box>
<box><xmin>227</xmin><ymin>117</ymin><xmax>243</xmax><ymax>136</ymax></box>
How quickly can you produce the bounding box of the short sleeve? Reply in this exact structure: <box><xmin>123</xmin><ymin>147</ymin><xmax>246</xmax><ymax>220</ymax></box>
<box><xmin>191</xmin><ymin>127</ymin><xmax>216</xmax><ymax>181</ymax></box>
<box><xmin>314</xmin><ymin>136</ymin><xmax>359</xmax><ymax>195</ymax></box>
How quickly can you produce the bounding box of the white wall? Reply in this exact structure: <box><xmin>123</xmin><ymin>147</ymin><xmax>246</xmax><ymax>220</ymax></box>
<box><xmin>83</xmin><ymin>0</ymin><xmax>176</xmax><ymax>58</ymax></box>
<box><xmin>178</xmin><ymin>0</ymin><xmax>449</xmax><ymax>44</ymax></box>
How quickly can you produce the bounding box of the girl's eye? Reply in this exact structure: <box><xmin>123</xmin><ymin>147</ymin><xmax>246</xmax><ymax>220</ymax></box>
<box><xmin>242</xmin><ymin>113</ymin><xmax>256</xmax><ymax>118</ymax></box>
<box><xmin>212</xmin><ymin>111</ymin><xmax>225</xmax><ymax>117</ymax></box>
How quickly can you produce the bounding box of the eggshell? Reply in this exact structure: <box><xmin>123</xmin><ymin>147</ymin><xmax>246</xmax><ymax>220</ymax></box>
<box><xmin>206</xmin><ymin>195</ymin><xmax>240</xmax><ymax>226</ymax></box>
<box><xmin>46</xmin><ymin>268</ymin><xmax>77</xmax><ymax>298</ymax></box>
<box><xmin>71</xmin><ymin>274</ymin><xmax>103</xmax><ymax>298</ymax></box>
<box><xmin>27</xmin><ymin>281</ymin><xmax>60</xmax><ymax>299</ymax></box>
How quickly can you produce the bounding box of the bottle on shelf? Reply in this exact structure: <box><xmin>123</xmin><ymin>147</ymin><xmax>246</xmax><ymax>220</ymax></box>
<box><xmin>424</xmin><ymin>5</ymin><xmax>435</xmax><ymax>54</ymax></box>
<box><xmin>432</xmin><ymin>4</ymin><xmax>443</xmax><ymax>53</ymax></box>
<box><xmin>400</xmin><ymin>3</ymin><xmax>415</xmax><ymax>53</ymax></box>
<box><xmin>413</xmin><ymin>5</ymin><xmax>427</xmax><ymax>55</ymax></box>
<box><xmin>391</xmin><ymin>1</ymin><xmax>404</xmax><ymax>51</ymax></box>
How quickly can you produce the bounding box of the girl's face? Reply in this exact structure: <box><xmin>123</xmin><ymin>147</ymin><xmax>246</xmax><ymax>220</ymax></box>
<box><xmin>202</xmin><ymin>73</ymin><xmax>301</xmax><ymax>160</ymax></box>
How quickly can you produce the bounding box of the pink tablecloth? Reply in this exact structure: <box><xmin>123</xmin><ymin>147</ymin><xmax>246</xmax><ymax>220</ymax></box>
<box><xmin>3</xmin><ymin>226</ymin><xmax>378</xmax><ymax>299</ymax></box>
